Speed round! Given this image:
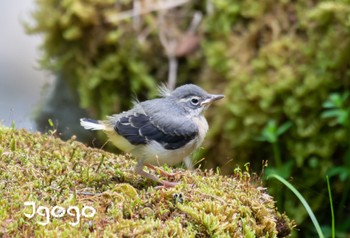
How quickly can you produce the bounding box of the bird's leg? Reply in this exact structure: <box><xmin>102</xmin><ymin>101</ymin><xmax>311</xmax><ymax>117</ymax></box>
<box><xmin>184</xmin><ymin>156</ymin><xmax>193</xmax><ymax>170</ymax></box>
<box><xmin>145</xmin><ymin>163</ymin><xmax>183</xmax><ymax>179</ymax></box>
<box><xmin>135</xmin><ymin>164</ymin><xmax>178</xmax><ymax>188</ymax></box>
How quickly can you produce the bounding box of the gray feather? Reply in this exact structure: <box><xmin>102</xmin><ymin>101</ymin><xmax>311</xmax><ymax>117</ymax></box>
<box><xmin>112</xmin><ymin>98</ymin><xmax>198</xmax><ymax>150</ymax></box>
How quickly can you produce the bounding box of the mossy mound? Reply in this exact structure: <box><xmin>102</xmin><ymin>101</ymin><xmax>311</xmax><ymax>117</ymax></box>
<box><xmin>0</xmin><ymin>126</ymin><xmax>293</xmax><ymax>237</ymax></box>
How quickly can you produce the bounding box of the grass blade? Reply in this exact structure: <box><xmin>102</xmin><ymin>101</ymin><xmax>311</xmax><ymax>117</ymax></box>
<box><xmin>267</xmin><ymin>174</ymin><xmax>324</xmax><ymax>238</ymax></box>
<box><xmin>326</xmin><ymin>176</ymin><xmax>335</xmax><ymax>238</ymax></box>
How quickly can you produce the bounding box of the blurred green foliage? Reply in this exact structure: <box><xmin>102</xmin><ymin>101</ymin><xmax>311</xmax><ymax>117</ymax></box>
<box><xmin>25</xmin><ymin>0</ymin><xmax>162</xmax><ymax>117</ymax></box>
<box><xmin>26</xmin><ymin>0</ymin><xmax>350</xmax><ymax>236</ymax></box>
<box><xmin>202</xmin><ymin>1</ymin><xmax>350</xmax><ymax>236</ymax></box>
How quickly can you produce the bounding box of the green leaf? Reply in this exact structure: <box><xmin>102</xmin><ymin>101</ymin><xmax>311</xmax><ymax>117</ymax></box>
<box><xmin>327</xmin><ymin>167</ymin><xmax>349</xmax><ymax>181</ymax></box>
<box><xmin>329</xmin><ymin>93</ymin><xmax>342</xmax><ymax>107</ymax></box>
<box><xmin>262</xmin><ymin>120</ymin><xmax>278</xmax><ymax>143</ymax></box>
<box><xmin>277</xmin><ymin>121</ymin><xmax>292</xmax><ymax>136</ymax></box>
<box><xmin>321</xmin><ymin>109</ymin><xmax>341</xmax><ymax>118</ymax></box>
<box><xmin>48</xmin><ymin>119</ymin><xmax>54</xmax><ymax>127</ymax></box>
<box><xmin>322</xmin><ymin>101</ymin><xmax>335</xmax><ymax>109</ymax></box>
<box><xmin>263</xmin><ymin>133</ymin><xmax>277</xmax><ymax>143</ymax></box>
<box><xmin>337</xmin><ymin>111</ymin><xmax>349</xmax><ymax>126</ymax></box>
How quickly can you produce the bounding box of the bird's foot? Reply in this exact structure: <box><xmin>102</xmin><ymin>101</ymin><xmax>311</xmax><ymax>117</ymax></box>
<box><xmin>135</xmin><ymin>164</ymin><xmax>180</xmax><ymax>188</ymax></box>
<box><xmin>145</xmin><ymin>164</ymin><xmax>183</xmax><ymax>179</ymax></box>
<box><xmin>154</xmin><ymin>180</ymin><xmax>179</xmax><ymax>189</ymax></box>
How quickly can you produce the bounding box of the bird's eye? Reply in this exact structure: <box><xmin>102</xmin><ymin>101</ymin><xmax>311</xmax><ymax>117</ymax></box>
<box><xmin>191</xmin><ymin>97</ymin><xmax>200</xmax><ymax>105</ymax></box>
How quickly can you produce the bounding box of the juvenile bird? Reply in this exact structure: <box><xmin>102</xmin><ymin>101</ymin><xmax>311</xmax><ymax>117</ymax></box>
<box><xmin>80</xmin><ymin>84</ymin><xmax>224</xmax><ymax>187</ymax></box>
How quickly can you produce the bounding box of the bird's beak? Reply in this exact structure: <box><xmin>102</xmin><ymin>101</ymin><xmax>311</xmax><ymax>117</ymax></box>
<box><xmin>201</xmin><ymin>94</ymin><xmax>224</xmax><ymax>106</ymax></box>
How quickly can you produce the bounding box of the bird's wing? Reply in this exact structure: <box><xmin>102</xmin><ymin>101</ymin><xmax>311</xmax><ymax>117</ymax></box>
<box><xmin>114</xmin><ymin>112</ymin><xmax>198</xmax><ymax>150</ymax></box>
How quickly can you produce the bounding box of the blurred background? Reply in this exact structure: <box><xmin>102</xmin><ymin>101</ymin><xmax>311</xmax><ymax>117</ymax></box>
<box><xmin>0</xmin><ymin>1</ymin><xmax>52</xmax><ymax>130</ymax></box>
<box><xmin>2</xmin><ymin>0</ymin><xmax>350</xmax><ymax>237</ymax></box>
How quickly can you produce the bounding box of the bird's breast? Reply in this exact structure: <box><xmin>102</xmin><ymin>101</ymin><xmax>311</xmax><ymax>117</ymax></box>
<box><xmin>192</xmin><ymin>115</ymin><xmax>209</xmax><ymax>147</ymax></box>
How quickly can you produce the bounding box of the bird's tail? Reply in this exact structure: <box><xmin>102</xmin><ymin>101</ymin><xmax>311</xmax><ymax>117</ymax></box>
<box><xmin>80</xmin><ymin>118</ymin><xmax>106</xmax><ymax>130</ymax></box>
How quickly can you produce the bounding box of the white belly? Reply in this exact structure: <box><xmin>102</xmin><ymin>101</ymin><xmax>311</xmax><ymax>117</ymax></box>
<box><xmin>133</xmin><ymin>139</ymin><xmax>196</xmax><ymax>166</ymax></box>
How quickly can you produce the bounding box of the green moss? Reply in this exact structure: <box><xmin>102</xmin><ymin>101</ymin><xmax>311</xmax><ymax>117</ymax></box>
<box><xmin>0</xmin><ymin>126</ymin><xmax>293</xmax><ymax>237</ymax></box>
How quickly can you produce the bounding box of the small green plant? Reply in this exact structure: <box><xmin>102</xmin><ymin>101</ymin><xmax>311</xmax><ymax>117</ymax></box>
<box><xmin>267</xmin><ymin>174</ymin><xmax>325</xmax><ymax>238</ymax></box>
<box><xmin>326</xmin><ymin>151</ymin><xmax>350</xmax><ymax>219</ymax></box>
<box><xmin>47</xmin><ymin>118</ymin><xmax>57</xmax><ymax>136</ymax></box>
<box><xmin>321</xmin><ymin>92</ymin><xmax>349</xmax><ymax>127</ymax></box>
<box><xmin>256</xmin><ymin>120</ymin><xmax>292</xmax><ymax>174</ymax></box>
<box><xmin>322</xmin><ymin>91</ymin><xmax>350</xmax><ymax>234</ymax></box>
<box><xmin>257</xmin><ymin>120</ymin><xmax>293</xmax><ymax>210</ymax></box>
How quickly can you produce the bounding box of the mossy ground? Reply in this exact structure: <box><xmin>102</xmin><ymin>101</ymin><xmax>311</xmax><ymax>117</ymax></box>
<box><xmin>0</xmin><ymin>126</ymin><xmax>293</xmax><ymax>237</ymax></box>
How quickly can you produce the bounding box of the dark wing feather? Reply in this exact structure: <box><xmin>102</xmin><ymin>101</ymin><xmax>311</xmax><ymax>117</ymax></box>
<box><xmin>114</xmin><ymin>113</ymin><xmax>197</xmax><ymax>150</ymax></box>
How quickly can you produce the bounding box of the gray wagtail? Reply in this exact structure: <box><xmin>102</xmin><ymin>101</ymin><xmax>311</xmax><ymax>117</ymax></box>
<box><xmin>80</xmin><ymin>84</ymin><xmax>224</xmax><ymax>187</ymax></box>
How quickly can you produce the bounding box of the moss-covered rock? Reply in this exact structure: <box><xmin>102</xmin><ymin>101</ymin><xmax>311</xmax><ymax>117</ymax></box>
<box><xmin>0</xmin><ymin>126</ymin><xmax>293</xmax><ymax>237</ymax></box>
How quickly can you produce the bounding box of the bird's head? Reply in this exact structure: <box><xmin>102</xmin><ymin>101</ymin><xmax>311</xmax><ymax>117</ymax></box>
<box><xmin>163</xmin><ymin>84</ymin><xmax>224</xmax><ymax>116</ymax></box>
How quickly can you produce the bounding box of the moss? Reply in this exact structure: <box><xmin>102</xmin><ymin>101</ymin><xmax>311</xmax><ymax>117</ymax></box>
<box><xmin>0</xmin><ymin>126</ymin><xmax>293</xmax><ymax>237</ymax></box>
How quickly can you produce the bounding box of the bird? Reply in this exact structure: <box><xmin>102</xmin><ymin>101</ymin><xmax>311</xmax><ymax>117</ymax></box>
<box><xmin>80</xmin><ymin>84</ymin><xmax>224</xmax><ymax>187</ymax></box>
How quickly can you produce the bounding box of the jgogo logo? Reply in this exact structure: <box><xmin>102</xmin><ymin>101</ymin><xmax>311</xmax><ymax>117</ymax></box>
<box><xmin>24</xmin><ymin>201</ymin><xmax>96</xmax><ymax>226</ymax></box>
